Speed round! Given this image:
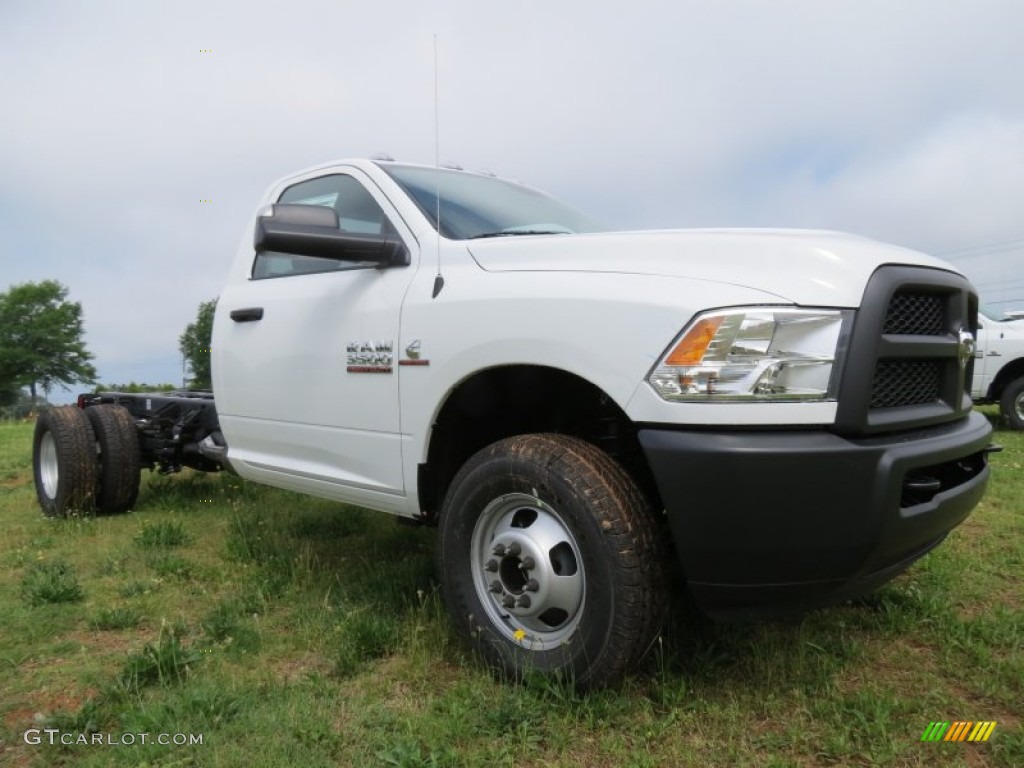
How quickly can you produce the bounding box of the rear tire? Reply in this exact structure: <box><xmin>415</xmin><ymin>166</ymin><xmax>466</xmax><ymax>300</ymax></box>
<box><xmin>436</xmin><ymin>433</ymin><xmax>668</xmax><ymax>690</ymax></box>
<box><xmin>1001</xmin><ymin>377</ymin><xmax>1024</xmax><ymax>430</ymax></box>
<box><xmin>32</xmin><ymin>407</ymin><xmax>98</xmax><ymax>517</ymax></box>
<box><xmin>84</xmin><ymin>405</ymin><xmax>142</xmax><ymax>514</ymax></box>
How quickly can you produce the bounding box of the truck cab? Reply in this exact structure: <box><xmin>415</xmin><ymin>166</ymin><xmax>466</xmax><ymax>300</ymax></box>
<box><xmin>972</xmin><ymin>307</ymin><xmax>1024</xmax><ymax>429</ymax></box>
<box><xmin>36</xmin><ymin>159</ymin><xmax>995</xmax><ymax>689</ymax></box>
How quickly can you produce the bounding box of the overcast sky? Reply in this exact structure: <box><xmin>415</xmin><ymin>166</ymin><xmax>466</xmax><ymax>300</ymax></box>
<box><xmin>2</xmin><ymin>0</ymin><xmax>1022</xmax><ymax>399</ymax></box>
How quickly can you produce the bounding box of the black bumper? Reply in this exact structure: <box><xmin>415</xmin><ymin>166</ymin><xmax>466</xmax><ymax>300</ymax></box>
<box><xmin>638</xmin><ymin>411</ymin><xmax>993</xmax><ymax>618</ymax></box>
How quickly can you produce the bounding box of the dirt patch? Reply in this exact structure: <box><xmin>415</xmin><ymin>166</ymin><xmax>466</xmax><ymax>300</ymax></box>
<box><xmin>64</xmin><ymin>628</ymin><xmax>152</xmax><ymax>656</ymax></box>
<box><xmin>4</xmin><ymin>685</ymin><xmax>101</xmax><ymax>730</ymax></box>
<box><xmin>269</xmin><ymin>652</ymin><xmax>334</xmax><ymax>684</ymax></box>
<box><xmin>0</xmin><ymin>470</ymin><xmax>32</xmax><ymax>490</ymax></box>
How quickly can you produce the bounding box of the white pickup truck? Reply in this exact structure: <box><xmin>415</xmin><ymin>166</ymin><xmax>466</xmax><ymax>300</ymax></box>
<box><xmin>973</xmin><ymin>308</ymin><xmax>1024</xmax><ymax>430</ymax></box>
<box><xmin>33</xmin><ymin>159</ymin><xmax>997</xmax><ymax>688</ymax></box>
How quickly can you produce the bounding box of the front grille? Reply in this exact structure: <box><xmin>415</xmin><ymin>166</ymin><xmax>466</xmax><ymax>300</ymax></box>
<box><xmin>883</xmin><ymin>292</ymin><xmax>944</xmax><ymax>335</ymax></box>
<box><xmin>870</xmin><ymin>361</ymin><xmax>941</xmax><ymax>408</ymax></box>
<box><xmin>834</xmin><ymin>266</ymin><xmax>976</xmax><ymax>435</ymax></box>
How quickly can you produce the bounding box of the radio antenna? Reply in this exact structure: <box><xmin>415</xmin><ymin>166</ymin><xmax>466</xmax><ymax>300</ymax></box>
<box><xmin>431</xmin><ymin>34</ymin><xmax>445</xmax><ymax>299</ymax></box>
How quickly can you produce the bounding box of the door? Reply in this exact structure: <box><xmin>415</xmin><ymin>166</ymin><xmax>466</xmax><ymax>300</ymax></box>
<box><xmin>215</xmin><ymin>169</ymin><xmax>418</xmax><ymax>510</ymax></box>
<box><xmin>973</xmin><ymin>317</ymin><xmax>994</xmax><ymax>399</ymax></box>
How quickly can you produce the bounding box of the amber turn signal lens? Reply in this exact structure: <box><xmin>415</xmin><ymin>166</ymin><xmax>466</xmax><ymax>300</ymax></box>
<box><xmin>665</xmin><ymin>316</ymin><xmax>723</xmax><ymax>366</ymax></box>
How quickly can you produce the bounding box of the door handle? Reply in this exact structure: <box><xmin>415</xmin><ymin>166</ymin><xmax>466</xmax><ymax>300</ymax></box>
<box><xmin>230</xmin><ymin>307</ymin><xmax>264</xmax><ymax>322</ymax></box>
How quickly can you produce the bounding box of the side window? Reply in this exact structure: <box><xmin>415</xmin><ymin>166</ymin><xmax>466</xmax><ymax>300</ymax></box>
<box><xmin>253</xmin><ymin>174</ymin><xmax>397</xmax><ymax>279</ymax></box>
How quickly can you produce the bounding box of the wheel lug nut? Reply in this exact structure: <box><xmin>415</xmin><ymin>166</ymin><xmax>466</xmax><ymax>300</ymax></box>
<box><xmin>521</xmin><ymin>556</ymin><xmax>535</xmax><ymax>570</ymax></box>
<box><xmin>526</xmin><ymin>578</ymin><xmax>539</xmax><ymax>592</ymax></box>
<box><xmin>507</xmin><ymin>542</ymin><xmax>521</xmax><ymax>556</ymax></box>
<box><xmin>501</xmin><ymin>596</ymin><xmax>515</xmax><ymax>608</ymax></box>
<box><xmin>492</xmin><ymin>544</ymin><xmax>506</xmax><ymax>556</ymax></box>
<box><xmin>485</xmin><ymin>559</ymin><xmax>498</xmax><ymax>572</ymax></box>
<box><xmin>517</xmin><ymin>595</ymin><xmax>531</xmax><ymax>609</ymax></box>
<box><xmin>488</xmin><ymin>581</ymin><xmax>503</xmax><ymax>593</ymax></box>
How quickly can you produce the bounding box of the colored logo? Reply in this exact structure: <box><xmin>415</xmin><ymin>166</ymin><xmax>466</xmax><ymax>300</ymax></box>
<box><xmin>921</xmin><ymin>721</ymin><xmax>996</xmax><ymax>742</ymax></box>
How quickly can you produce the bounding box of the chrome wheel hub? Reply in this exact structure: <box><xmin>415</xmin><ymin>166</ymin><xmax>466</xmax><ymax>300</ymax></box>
<box><xmin>471</xmin><ymin>493</ymin><xmax>585</xmax><ymax>648</ymax></box>
<box><xmin>39</xmin><ymin>432</ymin><xmax>59</xmax><ymax>499</ymax></box>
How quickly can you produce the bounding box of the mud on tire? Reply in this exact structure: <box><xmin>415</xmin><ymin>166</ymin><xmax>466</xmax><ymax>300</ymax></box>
<box><xmin>436</xmin><ymin>433</ymin><xmax>668</xmax><ymax>691</ymax></box>
<box><xmin>32</xmin><ymin>406</ymin><xmax>98</xmax><ymax>517</ymax></box>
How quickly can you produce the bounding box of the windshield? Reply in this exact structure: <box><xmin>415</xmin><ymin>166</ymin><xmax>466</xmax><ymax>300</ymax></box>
<box><xmin>378</xmin><ymin>163</ymin><xmax>606</xmax><ymax>240</ymax></box>
<box><xmin>980</xmin><ymin>304</ymin><xmax>1012</xmax><ymax>322</ymax></box>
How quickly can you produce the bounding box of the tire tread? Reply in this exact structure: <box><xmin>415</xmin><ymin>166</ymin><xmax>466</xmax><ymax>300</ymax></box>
<box><xmin>85</xmin><ymin>405</ymin><xmax>142</xmax><ymax>514</ymax></box>
<box><xmin>32</xmin><ymin>406</ymin><xmax>98</xmax><ymax>516</ymax></box>
<box><xmin>438</xmin><ymin>432</ymin><xmax>670</xmax><ymax>690</ymax></box>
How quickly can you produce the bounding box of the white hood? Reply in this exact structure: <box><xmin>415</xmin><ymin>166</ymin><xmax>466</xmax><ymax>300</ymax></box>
<box><xmin>467</xmin><ymin>228</ymin><xmax>960</xmax><ymax>307</ymax></box>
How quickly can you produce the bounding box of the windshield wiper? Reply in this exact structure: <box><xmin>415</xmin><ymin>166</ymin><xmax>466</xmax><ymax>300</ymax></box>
<box><xmin>470</xmin><ymin>227</ymin><xmax>573</xmax><ymax>239</ymax></box>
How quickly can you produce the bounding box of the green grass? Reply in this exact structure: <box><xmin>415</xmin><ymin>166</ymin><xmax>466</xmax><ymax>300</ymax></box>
<box><xmin>88</xmin><ymin>606</ymin><xmax>142</xmax><ymax>631</ymax></box>
<box><xmin>19</xmin><ymin>560</ymin><xmax>85</xmax><ymax>606</ymax></box>
<box><xmin>134</xmin><ymin>520</ymin><xmax>193</xmax><ymax>549</ymax></box>
<box><xmin>0</xmin><ymin>414</ymin><xmax>1021</xmax><ymax>766</ymax></box>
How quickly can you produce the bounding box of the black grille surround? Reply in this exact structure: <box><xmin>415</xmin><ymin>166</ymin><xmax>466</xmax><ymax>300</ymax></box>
<box><xmin>834</xmin><ymin>266</ymin><xmax>978</xmax><ymax>436</ymax></box>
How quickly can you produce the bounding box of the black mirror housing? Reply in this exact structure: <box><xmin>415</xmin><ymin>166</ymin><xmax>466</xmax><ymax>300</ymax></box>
<box><xmin>254</xmin><ymin>204</ymin><xmax>409</xmax><ymax>267</ymax></box>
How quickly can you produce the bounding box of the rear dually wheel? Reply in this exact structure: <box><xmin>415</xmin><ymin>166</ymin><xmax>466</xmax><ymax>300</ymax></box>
<box><xmin>32</xmin><ymin>406</ymin><xmax>98</xmax><ymax>517</ymax></box>
<box><xmin>85</xmin><ymin>404</ymin><xmax>141</xmax><ymax>514</ymax></box>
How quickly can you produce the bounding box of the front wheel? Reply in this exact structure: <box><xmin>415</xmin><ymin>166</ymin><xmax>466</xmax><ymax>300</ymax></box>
<box><xmin>436</xmin><ymin>434</ymin><xmax>668</xmax><ymax>690</ymax></box>
<box><xmin>1001</xmin><ymin>377</ymin><xmax>1024</xmax><ymax>430</ymax></box>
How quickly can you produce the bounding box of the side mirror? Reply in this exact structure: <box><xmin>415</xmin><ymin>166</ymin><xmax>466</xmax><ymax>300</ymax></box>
<box><xmin>254</xmin><ymin>204</ymin><xmax>409</xmax><ymax>267</ymax></box>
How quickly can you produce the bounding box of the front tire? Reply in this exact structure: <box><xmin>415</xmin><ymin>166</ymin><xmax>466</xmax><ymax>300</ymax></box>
<box><xmin>1001</xmin><ymin>377</ymin><xmax>1024</xmax><ymax>430</ymax></box>
<box><xmin>436</xmin><ymin>434</ymin><xmax>667</xmax><ymax>690</ymax></box>
<box><xmin>32</xmin><ymin>407</ymin><xmax>98</xmax><ymax>517</ymax></box>
<box><xmin>84</xmin><ymin>405</ymin><xmax>141</xmax><ymax>514</ymax></box>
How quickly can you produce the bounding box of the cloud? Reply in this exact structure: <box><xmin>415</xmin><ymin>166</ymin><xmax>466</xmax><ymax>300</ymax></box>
<box><xmin>750</xmin><ymin>113</ymin><xmax>1024</xmax><ymax>250</ymax></box>
<box><xmin>2</xmin><ymin>0</ymin><xmax>1023</xmax><ymax>395</ymax></box>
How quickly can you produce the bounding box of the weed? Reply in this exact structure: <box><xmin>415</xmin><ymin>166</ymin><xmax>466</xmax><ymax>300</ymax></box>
<box><xmin>37</xmin><ymin>697</ymin><xmax>104</xmax><ymax>735</ymax></box>
<box><xmin>333</xmin><ymin>609</ymin><xmax>401</xmax><ymax>677</ymax></box>
<box><xmin>88</xmin><ymin>606</ymin><xmax>142</xmax><ymax>631</ymax></box>
<box><xmin>225</xmin><ymin>508</ymin><xmax>296</xmax><ymax>578</ymax></box>
<box><xmin>118</xmin><ymin>579</ymin><xmax>159</xmax><ymax>598</ymax></box>
<box><xmin>377</xmin><ymin>739</ymin><xmax>458</xmax><ymax>767</ymax></box>
<box><xmin>98</xmin><ymin>553</ymin><xmax>131</xmax><ymax>576</ymax></box>
<box><xmin>118</xmin><ymin>622</ymin><xmax>201</xmax><ymax>692</ymax></box>
<box><xmin>135</xmin><ymin>520</ymin><xmax>193</xmax><ymax>549</ymax></box>
<box><xmin>236</xmin><ymin>581</ymin><xmax>273</xmax><ymax>614</ymax></box>
<box><xmin>651</xmin><ymin>634</ymin><xmax>690</xmax><ymax>707</ymax></box>
<box><xmin>201</xmin><ymin>600</ymin><xmax>261</xmax><ymax>652</ymax></box>
<box><xmin>20</xmin><ymin>560</ymin><xmax>84</xmax><ymax>606</ymax></box>
<box><xmin>120</xmin><ymin>687</ymin><xmax>244</xmax><ymax>733</ymax></box>
<box><xmin>290</xmin><ymin>505</ymin><xmax>370</xmax><ymax>539</ymax></box>
<box><xmin>147</xmin><ymin>553</ymin><xmax>194</xmax><ymax>579</ymax></box>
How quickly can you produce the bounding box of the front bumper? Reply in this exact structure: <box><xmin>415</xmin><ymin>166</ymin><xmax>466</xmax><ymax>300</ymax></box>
<box><xmin>638</xmin><ymin>410</ymin><xmax>993</xmax><ymax>618</ymax></box>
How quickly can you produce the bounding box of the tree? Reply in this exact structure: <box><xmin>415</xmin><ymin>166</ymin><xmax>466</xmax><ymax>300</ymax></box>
<box><xmin>179</xmin><ymin>298</ymin><xmax>217</xmax><ymax>390</ymax></box>
<box><xmin>0</xmin><ymin>384</ymin><xmax>21</xmax><ymax>408</ymax></box>
<box><xmin>0</xmin><ymin>280</ymin><xmax>98</xmax><ymax>403</ymax></box>
<box><xmin>93</xmin><ymin>381</ymin><xmax>177</xmax><ymax>394</ymax></box>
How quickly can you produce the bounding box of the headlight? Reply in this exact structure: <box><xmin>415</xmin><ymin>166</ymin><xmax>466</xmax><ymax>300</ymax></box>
<box><xmin>648</xmin><ymin>308</ymin><xmax>850</xmax><ymax>402</ymax></box>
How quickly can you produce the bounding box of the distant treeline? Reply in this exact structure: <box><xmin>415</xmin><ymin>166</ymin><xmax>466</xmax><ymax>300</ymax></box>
<box><xmin>92</xmin><ymin>382</ymin><xmax>178</xmax><ymax>393</ymax></box>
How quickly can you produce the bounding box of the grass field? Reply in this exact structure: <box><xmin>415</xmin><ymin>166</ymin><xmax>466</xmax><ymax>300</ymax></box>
<box><xmin>0</xmin><ymin>412</ymin><xmax>1021</xmax><ymax>767</ymax></box>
